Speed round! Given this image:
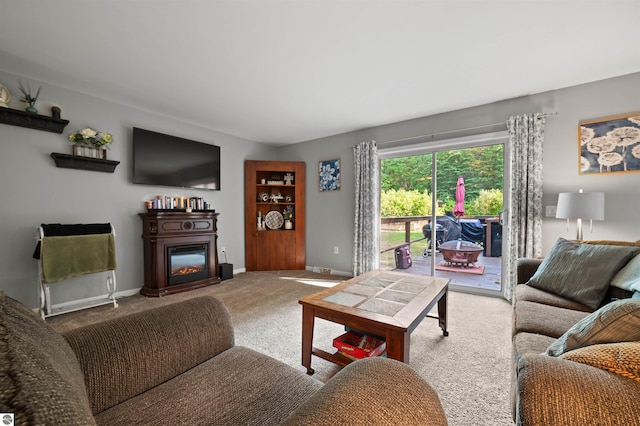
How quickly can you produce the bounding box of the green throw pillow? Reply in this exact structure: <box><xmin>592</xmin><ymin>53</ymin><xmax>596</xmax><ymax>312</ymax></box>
<box><xmin>526</xmin><ymin>238</ymin><xmax>639</xmax><ymax>309</ymax></box>
<box><xmin>546</xmin><ymin>299</ymin><xmax>640</xmax><ymax>356</ymax></box>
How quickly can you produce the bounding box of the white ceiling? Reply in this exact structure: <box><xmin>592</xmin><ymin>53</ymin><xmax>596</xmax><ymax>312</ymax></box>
<box><xmin>2</xmin><ymin>1</ymin><xmax>640</xmax><ymax>145</ymax></box>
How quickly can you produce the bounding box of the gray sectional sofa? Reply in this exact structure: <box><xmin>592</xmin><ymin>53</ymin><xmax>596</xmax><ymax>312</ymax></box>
<box><xmin>0</xmin><ymin>292</ymin><xmax>448</xmax><ymax>425</ymax></box>
<box><xmin>512</xmin><ymin>238</ymin><xmax>640</xmax><ymax>426</ymax></box>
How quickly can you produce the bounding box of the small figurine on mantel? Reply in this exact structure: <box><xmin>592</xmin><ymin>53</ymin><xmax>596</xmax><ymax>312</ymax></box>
<box><xmin>284</xmin><ymin>173</ymin><xmax>294</xmax><ymax>185</ymax></box>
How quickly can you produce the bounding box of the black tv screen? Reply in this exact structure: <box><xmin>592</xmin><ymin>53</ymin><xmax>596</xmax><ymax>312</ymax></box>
<box><xmin>133</xmin><ymin>127</ymin><xmax>220</xmax><ymax>190</ymax></box>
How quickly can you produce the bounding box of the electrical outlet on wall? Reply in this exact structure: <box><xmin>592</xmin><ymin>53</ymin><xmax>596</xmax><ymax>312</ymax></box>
<box><xmin>545</xmin><ymin>206</ymin><xmax>557</xmax><ymax>217</ymax></box>
<box><xmin>334</xmin><ymin>246</ymin><xmax>339</xmax><ymax>254</ymax></box>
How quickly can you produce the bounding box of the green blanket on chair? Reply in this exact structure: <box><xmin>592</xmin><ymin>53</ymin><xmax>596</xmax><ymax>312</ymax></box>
<box><xmin>41</xmin><ymin>234</ymin><xmax>116</xmax><ymax>283</ymax></box>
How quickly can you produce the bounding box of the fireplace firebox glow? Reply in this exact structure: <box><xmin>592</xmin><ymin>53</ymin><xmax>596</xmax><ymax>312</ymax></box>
<box><xmin>167</xmin><ymin>244</ymin><xmax>209</xmax><ymax>285</ymax></box>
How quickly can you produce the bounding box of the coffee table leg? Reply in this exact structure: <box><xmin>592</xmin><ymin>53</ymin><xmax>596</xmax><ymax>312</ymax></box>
<box><xmin>386</xmin><ymin>331</ymin><xmax>410</xmax><ymax>363</ymax></box>
<box><xmin>301</xmin><ymin>306</ymin><xmax>315</xmax><ymax>374</ymax></box>
<box><xmin>438</xmin><ymin>289</ymin><xmax>449</xmax><ymax>336</ymax></box>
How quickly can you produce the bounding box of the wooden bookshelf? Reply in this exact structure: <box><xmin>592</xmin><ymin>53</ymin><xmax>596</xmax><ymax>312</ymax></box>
<box><xmin>245</xmin><ymin>160</ymin><xmax>305</xmax><ymax>270</ymax></box>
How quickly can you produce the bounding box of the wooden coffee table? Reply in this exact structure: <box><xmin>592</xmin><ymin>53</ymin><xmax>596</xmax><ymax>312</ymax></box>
<box><xmin>299</xmin><ymin>269</ymin><xmax>449</xmax><ymax>374</ymax></box>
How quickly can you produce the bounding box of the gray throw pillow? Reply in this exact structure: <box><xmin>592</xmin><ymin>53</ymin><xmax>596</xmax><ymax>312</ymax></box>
<box><xmin>611</xmin><ymin>253</ymin><xmax>640</xmax><ymax>292</ymax></box>
<box><xmin>546</xmin><ymin>299</ymin><xmax>640</xmax><ymax>356</ymax></box>
<box><xmin>526</xmin><ymin>238</ymin><xmax>639</xmax><ymax>309</ymax></box>
<box><xmin>0</xmin><ymin>292</ymin><xmax>96</xmax><ymax>425</ymax></box>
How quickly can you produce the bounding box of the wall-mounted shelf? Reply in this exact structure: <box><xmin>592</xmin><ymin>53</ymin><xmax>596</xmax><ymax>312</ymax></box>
<box><xmin>0</xmin><ymin>107</ymin><xmax>70</xmax><ymax>134</ymax></box>
<box><xmin>50</xmin><ymin>153</ymin><xmax>120</xmax><ymax>173</ymax></box>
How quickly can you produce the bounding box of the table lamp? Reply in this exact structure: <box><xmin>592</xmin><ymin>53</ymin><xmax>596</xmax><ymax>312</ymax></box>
<box><xmin>556</xmin><ymin>189</ymin><xmax>605</xmax><ymax>240</ymax></box>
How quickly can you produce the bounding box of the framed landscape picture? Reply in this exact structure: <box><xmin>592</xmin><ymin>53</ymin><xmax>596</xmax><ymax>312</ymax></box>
<box><xmin>319</xmin><ymin>158</ymin><xmax>340</xmax><ymax>191</ymax></box>
<box><xmin>579</xmin><ymin>113</ymin><xmax>640</xmax><ymax>175</ymax></box>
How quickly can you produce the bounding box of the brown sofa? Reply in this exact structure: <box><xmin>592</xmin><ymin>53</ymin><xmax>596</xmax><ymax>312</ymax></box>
<box><xmin>0</xmin><ymin>292</ymin><xmax>448</xmax><ymax>426</ymax></box>
<box><xmin>512</xmin><ymin>239</ymin><xmax>640</xmax><ymax>426</ymax></box>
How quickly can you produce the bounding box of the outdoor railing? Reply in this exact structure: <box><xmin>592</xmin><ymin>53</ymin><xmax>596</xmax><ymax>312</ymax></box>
<box><xmin>380</xmin><ymin>215</ymin><xmax>496</xmax><ymax>262</ymax></box>
<box><xmin>380</xmin><ymin>216</ymin><xmax>431</xmax><ymax>254</ymax></box>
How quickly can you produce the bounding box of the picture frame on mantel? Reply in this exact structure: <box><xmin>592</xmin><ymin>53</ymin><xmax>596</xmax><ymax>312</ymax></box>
<box><xmin>579</xmin><ymin>112</ymin><xmax>640</xmax><ymax>175</ymax></box>
<box><xmin>319</xmin><ymin>158</ymin><xmax>340</xmax><ymax>191</ymax></box>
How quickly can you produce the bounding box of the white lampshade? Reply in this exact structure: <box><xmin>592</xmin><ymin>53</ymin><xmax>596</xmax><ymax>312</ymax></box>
<box><xmin>556</xmin><ymin>191</ymin><xmax>605</xmax><ymax>220</ymax></box>
<box><xmin>556</xmin><ymin>190</ymin><xmax>605</xmax><ymax>240</ymax></box>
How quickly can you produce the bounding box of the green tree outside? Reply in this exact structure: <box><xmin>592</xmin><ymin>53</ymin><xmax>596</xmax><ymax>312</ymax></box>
<box><xmin>381</xmin><ymin>145</ymin><xmax>504</xmax><ymax>216</ymax></box>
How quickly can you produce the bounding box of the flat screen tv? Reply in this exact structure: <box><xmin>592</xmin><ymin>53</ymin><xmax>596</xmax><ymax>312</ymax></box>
<box><xmin>133</xmin><ymin>127</ymin><xmax>220</xmax><ymax>191</ymax></box>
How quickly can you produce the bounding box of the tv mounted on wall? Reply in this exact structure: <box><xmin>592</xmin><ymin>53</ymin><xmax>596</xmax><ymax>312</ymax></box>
<box><xmin>132</xmin><ymin>127</ymin><xmax>221</xmax><ymax>191</ymax></box>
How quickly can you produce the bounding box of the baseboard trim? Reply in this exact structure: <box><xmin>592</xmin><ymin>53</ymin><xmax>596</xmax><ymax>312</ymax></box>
<box><xmin>51</xmin><ymin>288</ymin><xmax>140</xmax><ymax>311</ymax></box>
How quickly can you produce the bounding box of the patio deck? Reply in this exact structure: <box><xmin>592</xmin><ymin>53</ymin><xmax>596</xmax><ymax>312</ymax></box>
<box><xmin>392</xmin><ymin>250</ymin><xmax>502</xmax><ymax>292</ymax></box>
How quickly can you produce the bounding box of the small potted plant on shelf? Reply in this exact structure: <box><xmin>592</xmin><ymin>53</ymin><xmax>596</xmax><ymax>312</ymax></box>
<box><xmin>284</xmin><ymin>205</ymin><xmax>294</xmax><ymax>229</ymax></box>
<box><xmin>68</xmin><ymin>128</ymin><xmax>113</xmax><ymax>159</ymax></box>
<box><xmin>18</xmin><ymin>80</ymin><xmax>41</xmax><ymax>114</ymax></box>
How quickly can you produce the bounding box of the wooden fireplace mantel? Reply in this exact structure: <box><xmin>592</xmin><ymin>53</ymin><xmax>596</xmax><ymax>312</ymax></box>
<box><xmin>139</xmin><ymin>210</ymin><xmax>220</xmax><ymax>297</ymax></box>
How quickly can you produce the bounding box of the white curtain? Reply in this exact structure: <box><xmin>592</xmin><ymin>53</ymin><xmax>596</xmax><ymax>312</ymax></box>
<box><xmin>503</xmin><ymin>113</ymin><xmax>545</xmax><ymax>301</ymax></box>
<box><xmin>353</xmin><ymin>140</ymin><xmax>380</xmax><ymax>276</ymax></box>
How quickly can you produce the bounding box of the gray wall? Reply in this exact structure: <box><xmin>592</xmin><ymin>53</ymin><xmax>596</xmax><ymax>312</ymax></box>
<box><xmin>282</xmin><ymin>72</ymin><xmax>640</xmax><ymax>273</ymax></box>
<box><xmin>2</xmin><ymin>68</ymin><xmax>640</xmax><ymax>308</ymax></box>
<box><xmin>0</xmin><ymin>70</ymin><xmax>275</xmax><ymax>308</ymax></box>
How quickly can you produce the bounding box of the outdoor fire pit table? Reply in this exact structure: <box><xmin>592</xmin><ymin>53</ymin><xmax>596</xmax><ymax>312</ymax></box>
<box><xmin>438</xmin><ymin>239</ymin><xmax>483</xmax><ymax>267</ymax></box>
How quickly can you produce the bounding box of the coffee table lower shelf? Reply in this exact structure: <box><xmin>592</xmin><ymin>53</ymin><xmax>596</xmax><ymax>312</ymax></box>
<box><xmin>310</xmin><ymin>348</ymin><xmax>355</xmax><ymax>372</ymax></box>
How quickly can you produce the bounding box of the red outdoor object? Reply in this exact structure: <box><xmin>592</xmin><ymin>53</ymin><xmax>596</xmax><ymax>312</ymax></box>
<box><xmin>454</xmin><ymin>175</ymin><xmax>465</xmax><ymax>217</ymax></box>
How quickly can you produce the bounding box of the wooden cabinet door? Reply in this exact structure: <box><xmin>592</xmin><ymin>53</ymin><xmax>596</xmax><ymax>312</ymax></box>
<box><xmin>255</xmin><ymin>230</ymin><xmax>297</xmax><ymax>270</ymax></box>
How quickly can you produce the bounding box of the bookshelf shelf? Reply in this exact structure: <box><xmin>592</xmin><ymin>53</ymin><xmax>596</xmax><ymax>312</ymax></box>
<box><xmin>50</xmin><ymin>152</ymin><xmax>120</xmax><ymax>173</ymax></box>
<box><xmin>0</xmin><ymin>107</ymin><xmax>70</xmax><ymax>134</ymax></box>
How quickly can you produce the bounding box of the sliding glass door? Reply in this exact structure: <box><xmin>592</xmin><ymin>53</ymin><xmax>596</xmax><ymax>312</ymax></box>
<box><xmin>379</xmin><ymin>132</ymin><xmax>508</xmax><ymax>296</ymax></box>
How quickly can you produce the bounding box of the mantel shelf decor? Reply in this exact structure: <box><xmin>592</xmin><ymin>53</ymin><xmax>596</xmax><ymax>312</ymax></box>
<box><xmin>50</xmin><ymin>152</ymin><xmax>120</xmax><ymax>173</ymax></box>
<box><xmin>0</xmin><ymin>107</ymin><xmax>70</xmax><ymax>134</ymax></box>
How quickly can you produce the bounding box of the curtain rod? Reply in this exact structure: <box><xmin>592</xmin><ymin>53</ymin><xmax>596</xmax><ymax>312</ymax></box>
<box><xmin>377</xmin><ymin>112</ymin><xmax>557</xmax><ymax>147</ymax></box>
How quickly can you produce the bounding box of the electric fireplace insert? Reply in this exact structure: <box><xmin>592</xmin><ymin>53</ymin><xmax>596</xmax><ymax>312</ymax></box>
<box><xmin>167</xmin><ymin>244</ymin><xmax>209</xmax><ymax>286</ymax></box>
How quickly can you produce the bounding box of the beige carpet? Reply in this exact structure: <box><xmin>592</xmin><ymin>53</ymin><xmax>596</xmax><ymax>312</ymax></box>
<box><xmin>48</xmin><ymin>270</ymin><xmax>515</xmax><ymax>426</ymax></box>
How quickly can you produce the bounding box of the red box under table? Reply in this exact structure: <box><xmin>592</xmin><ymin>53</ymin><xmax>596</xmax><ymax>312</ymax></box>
<box><xmin>332</xmin><ymin>331</ymin><xmax>386</xmax><ymax>359</ymax></box>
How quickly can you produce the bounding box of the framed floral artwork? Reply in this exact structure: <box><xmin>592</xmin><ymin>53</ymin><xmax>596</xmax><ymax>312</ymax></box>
<box><xmin>579</xmin><ymin>113</ymin><xmax>640</xmax><ymax>175</ymax></box>
<box><xmin>319</xmin><ymin>158</ymin><xmax>340</xmax><ymax>191</ymax></box>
